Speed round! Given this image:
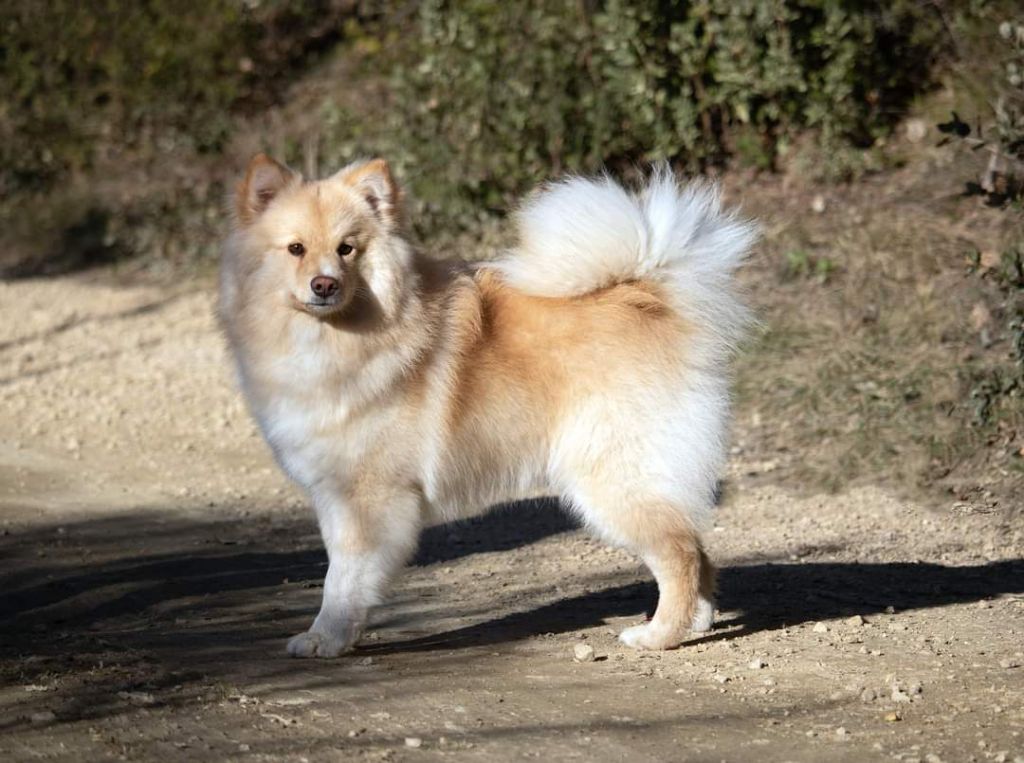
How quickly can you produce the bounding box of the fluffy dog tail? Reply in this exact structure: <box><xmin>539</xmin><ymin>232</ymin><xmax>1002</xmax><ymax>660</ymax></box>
<box><xmin>495</xmin><ymin>165</ymin><xmax>757</xmax><ymax>355</ymax></box>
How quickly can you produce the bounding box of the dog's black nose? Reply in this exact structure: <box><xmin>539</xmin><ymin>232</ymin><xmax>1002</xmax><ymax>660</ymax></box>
<box><xmin>311</xmin><ymin>276</ymin><xmax>339</xmax><ymax>298</ymax></box>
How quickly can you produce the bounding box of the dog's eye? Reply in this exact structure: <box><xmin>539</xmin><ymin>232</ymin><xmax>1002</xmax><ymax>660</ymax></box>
<box><xmin>337</xmin><ymin>242</ymin><xmax>354</xmax><ymax>257</ymax></box>
<box><xmin>288</xmin><ymin>242</ymin><xmax>305</xmax><ymax>257</ymax></box>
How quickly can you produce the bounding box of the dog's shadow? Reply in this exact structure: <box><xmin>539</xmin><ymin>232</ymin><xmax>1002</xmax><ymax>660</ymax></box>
<box><xmin>1</xmin><ymin>500</ymin><xmax>1021</xmax><ymax>661</ymax></box>
<box><xmin>414</xmin><ymin>497</ymin><xmax>576</xmax><ymax>566</ymax></box>
<box><xmin>363</xmin><ymin>556</ymin><xmax>1024</xmax><ymax>654</ymax></box>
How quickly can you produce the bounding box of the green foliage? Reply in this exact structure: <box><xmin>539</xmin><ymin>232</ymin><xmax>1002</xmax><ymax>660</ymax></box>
<box><xmin>383</xmin><ymin>0</ymin><xmax>942</xmax><ymax>232</ymax></box>
<box><xmin>996</xmin><ymin>19</ymin><xmax>1024</xmax><ymax>175</ymax></box>
<box><xmin>0</xmin><ymin>0</ymin><xmax>375</xmax><ymax>274</ymax></box>
<box><xmin>782</xmin><ymin>249</ymin><xmax>836</xmax><ymax>282</ymax></box>
<box><xmin>939</xmin><ymin>14</ymin><xmax>1024</xmax><ymax>203</ymax></box>
<box><xmin>1</xmin><ymin>0</ymin><xmax>948</xmax><ymax>265</ymax></box>
<box><xmin>943</xmin><ymin>15</ymin><xmax>1024</xmax><ymax>432</ymax></box>
<box><xmin>967</xmin><ymin>246</ymin><xmax>1024</xmax><ymax>427</ymax></box>
<box><xmin>0</xmin><ymin>0</ymin><xmax>256</xmax><ymax>194</ymax></box>
<box><xmin>0</xmin><ymin>0</ymin><xmax>363</xmax><ymax>197</ymax></box>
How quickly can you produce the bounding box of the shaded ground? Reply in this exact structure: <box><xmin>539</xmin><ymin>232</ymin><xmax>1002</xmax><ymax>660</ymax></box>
<box><xmin>1</xmin><ymin>231</ymin><xmax>1023</xmax><ymax>762</ymax></box>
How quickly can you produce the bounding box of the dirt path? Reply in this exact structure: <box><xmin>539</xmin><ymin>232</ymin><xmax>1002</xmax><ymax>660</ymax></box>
<box><xmin>1</xmin><ymin>272</ymin><xmax>1022</xmax><ymax>763</ymax></box>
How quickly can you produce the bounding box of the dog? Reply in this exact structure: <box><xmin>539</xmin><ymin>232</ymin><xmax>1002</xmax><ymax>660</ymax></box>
<box><xmin>218</xmin><ymin>155</ymin><xmax>755</xmax><ymax>657</ymax></box>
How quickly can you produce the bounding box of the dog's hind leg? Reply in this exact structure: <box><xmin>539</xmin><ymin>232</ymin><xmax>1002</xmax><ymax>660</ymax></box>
<box><xmin>287</xmin><ymin>482</ymin><xmax>422</xmax><ymax>658</ymax></box>
<box><xmin>690</xmin><ymin>546</ymin><xmax>717</xmax><ymax>633</ymax></box>
<box><xmin>575</xmin><ymin>495</ymin><xmax>712</xmax><ymax>650</ymax></box>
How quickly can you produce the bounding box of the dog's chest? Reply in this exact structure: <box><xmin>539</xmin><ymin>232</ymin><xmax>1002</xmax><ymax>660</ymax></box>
<box><xmin>244</xmin><ymin>332</ymin><xmax>354</xmax><ymax>485</ymax></box>
<box><xmin>256</xmin><ymin>394</ymin><xmax>343</xmax><ymax>485</ymax></box>
<box><xmin>244</xmin><ymin>329</ymin><xmax>399</xmax><ymax>489</ymax></box>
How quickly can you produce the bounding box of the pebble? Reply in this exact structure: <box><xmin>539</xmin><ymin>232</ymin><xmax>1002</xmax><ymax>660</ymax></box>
<box><xmin>905</xmin><ymin>119</ymin><xmax>928</xmax><ymax>143</ymax></box>
<box><xmin>29</xmin><ymin>710</ymin><xmax>56</xmax><ymax>723</ymax></box>
<box><xmin>117</xmin><ymin>691</ymin><xmax>156</xmax><ymax>706</ymax></box>
<box><xmin>812</xmin><ymin>622</ymin><xmax>829</xmax><ymax>634</ymax></box>
<box><xmin>748</xmin><ymin>658</ymin><xmax>766</xmax><ymax>670</ymax></box>
<box><xmin>811</xmin><ymin>195</ymin><xmax>827</xmax><ymax>214</ymax></box>
<box><xmin>891</xmin><ymin>686</ymin><xmax>911</xmax><ymax>703</ymax></box>
<box><xmin>860</xmin><ymin>688</ymin><xmax>877</xmax><ymax>703</ymax></box>
<box><xmin>573</xmin><ymin>643</ymin><xmax>595</xmax><ymax>663</ymax></box>
<box><xmin>835</xmin><ymin>726</ymin><xmax>848</xmax><ymax>740</ymax></box>
<box><xmin>845</xmin><ymin>615</ymin><xmax>865</xmax><ymax>626</ymax></box>
<box><xmin>884</xmin><ymin>711</ymin><xmax>902</xmax><ymax>722</ymax></box>
<box><xmin>998</xmin><ymin>658</ymin><xmax>1019</xmax><ymax>669</ymax></box>
<box><xmin>238</xmin><ymin>744</ymin><xmax>251</xmax><ymax>752</ymax></box>
<box><xmin>405</xmin><ymin>737</ymin><xmax>423</xmax><ymax>749</ymax></box>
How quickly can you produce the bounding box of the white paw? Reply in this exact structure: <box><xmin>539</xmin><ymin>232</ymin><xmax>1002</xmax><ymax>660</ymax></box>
<box><xmin>619</xmin><ymin>621</ymin><xmax>683</xmax><ymax>651</ymax></box>
<box><xmin>691</xmin><ymin>596</ymin><xmax>715</xmax><ymax>633</ymax></box>
<box><xmin>286</xmin><ymin>629</ymin><xmax>351</xmax><ymax>658</ymax></box>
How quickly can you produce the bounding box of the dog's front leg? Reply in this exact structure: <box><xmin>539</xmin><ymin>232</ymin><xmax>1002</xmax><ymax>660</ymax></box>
<box><xmin>287</xmin><ymin>484</ymin><xmax>421</xmax><ymax>658</ymax></box>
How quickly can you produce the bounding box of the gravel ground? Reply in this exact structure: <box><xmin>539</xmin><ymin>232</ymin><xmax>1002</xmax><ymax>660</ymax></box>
<box><xmin>1</xmin><ymin>273</ymin><xmax>1022</xmax><ymax>763</ymax></box>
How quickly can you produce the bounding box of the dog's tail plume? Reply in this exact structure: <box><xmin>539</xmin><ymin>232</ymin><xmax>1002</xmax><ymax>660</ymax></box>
<box><xmin>494</xmin><ymin>165</ymin><xmax>757</xmax><ymax>354</ymax></box>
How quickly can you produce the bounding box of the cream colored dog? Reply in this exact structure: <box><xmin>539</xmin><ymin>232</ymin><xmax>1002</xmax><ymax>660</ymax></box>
<box><xmin>219</xmin><ymin>155</ymin><xmax>755</xmax><ymax>657</ymax></box>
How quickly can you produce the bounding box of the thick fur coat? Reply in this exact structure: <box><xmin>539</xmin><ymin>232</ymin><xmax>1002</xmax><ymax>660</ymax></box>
<box><xmin>219</xmin><ymin>156</ymin><xmax>755</xmax><ymax>656</ymax></box>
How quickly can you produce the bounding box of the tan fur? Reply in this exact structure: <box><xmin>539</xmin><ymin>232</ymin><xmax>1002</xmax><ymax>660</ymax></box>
<box><xmin>219</xmin><ymin>156</ymin><xmax>727</xmax><ymax>657</ymax></box>
<box><xmin>430</xmin><ymin>273</ymin><xmax>688</xmax><ymax>498</ymax></box>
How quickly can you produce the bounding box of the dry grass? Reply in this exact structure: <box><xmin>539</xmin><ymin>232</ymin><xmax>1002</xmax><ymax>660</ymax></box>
<box><xmin>729</xmin><ymin>138</ymin><xmax>1024</xmax><ymax>507</ymax></box>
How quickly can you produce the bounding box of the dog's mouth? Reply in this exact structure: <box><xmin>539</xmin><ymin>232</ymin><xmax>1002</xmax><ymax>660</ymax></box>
<box><xmin>294</xmin><ymin>296</ymin><xmax>345</xmax><ymax>316</ymax></box>
<box><xmin>304</xmin><ymin>299</ymin><xmax>341</xmax><ymax>311</ymax></box>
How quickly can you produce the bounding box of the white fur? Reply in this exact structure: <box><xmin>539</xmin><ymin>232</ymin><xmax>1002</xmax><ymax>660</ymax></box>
<box><xmin>496</xmin><ymin>165</ymin><xmax>755</xmax><ymax>361</ymax></box>
<box><xmin>495</xmin><ymin>168</ymin><xmax>754</xmax><ymax>645</ymax></box>
<box><xmin>499</xmin><ymin>167</ymin><xmax>755</xmax><ymax>533</ymax></box>
<box><xmin>221</xmin><ymin>161</ymin><xmax>755</xmax><ymax>657</ymax></box>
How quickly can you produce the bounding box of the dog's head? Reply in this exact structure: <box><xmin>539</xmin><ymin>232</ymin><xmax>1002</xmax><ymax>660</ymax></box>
<box><xmin>229</xmin><ymin>154</ymin><xmax>411</xmax><ymax>322</ymax></box>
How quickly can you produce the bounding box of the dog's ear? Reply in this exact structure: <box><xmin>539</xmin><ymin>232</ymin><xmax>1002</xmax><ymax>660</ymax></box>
<box><xmin>337</xmin><ymin>158</ymin><xmax>402</xmax><ymax>226</ymax></box>
<box><xmin>235</xmin><ymin>154</ymin><xmax>298</xmax><ymax>224</ymax></box>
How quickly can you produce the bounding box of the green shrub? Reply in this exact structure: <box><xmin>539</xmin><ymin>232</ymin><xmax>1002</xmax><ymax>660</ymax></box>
<box><xmin>0</xmin><ymin>0</ymin><xmax>380</xmax><ymax>274</ymax></box>
<box><xmin>0</xmin><ymin>0</ymin><xmax>369</xmax><ymax>198</ymax></box>
<box><xmin>381</xmin><ymin>0</ymin><xmax>942</xmax><ymax>233</ymax></box>
<box><xmin>942</xmin><ymin>15</ymin><xmax>1024</xmax><ymax>432</ymax></box>
<box><xmin>0</xmin><ymin>0</ymin><xmax>255</xmax><ymax>194</ymax></box>
<box><xmin>994</xmin><ymin>18</ymin><xmax>1024</xmax><ymax>188</ymax></box>
<box><xmin>0</xmin><ymin>0</ymin><xmax>949</xmax><ymax>266</ymax></box>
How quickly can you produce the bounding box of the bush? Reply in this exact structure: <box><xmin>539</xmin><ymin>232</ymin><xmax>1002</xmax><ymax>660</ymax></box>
<box><xmin>945</xmin><ymin>15</ymin><xmax>1024</xmax><ymax>432</ymax></box>
<box><xmin>380</xmin><ymin>0</ymin><xmax>942</xmax><ymax>232</ymax></box>
<box><xmin>994</xmin><ymin>18</ymin><xmax>1024</xmax><ymax>191</ymax></box>
<box><xmin>0</xmin><ymin>0</ymin><xmax>253</xmax><ymax>194</ymax></box>
<box><xmin>0</xmin><ymin>0</ymin><xmax>368</xmax><ymax>198</ymax></box>
<box><xmin>1</xmin><ymin>0</ymin><xmax>948</xmax><ymax>268</ymax></box>
<box><xmin>0</xmin><ymin>0</ymin><xmax>383</xmax><ymax>274</ymax></box>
